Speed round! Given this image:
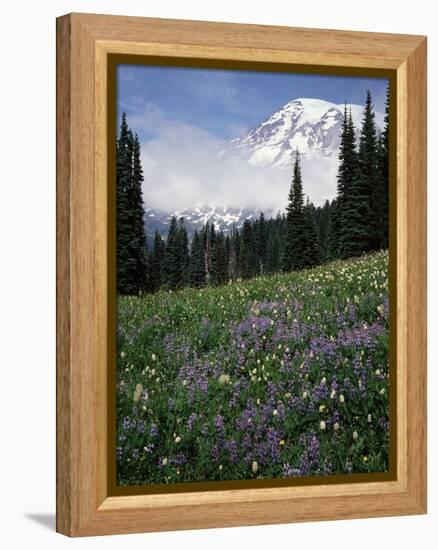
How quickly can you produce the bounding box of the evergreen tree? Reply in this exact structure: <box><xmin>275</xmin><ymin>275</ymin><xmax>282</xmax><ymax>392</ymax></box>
<box><xmin>257</xmin><ymin>212</ymin><xmax>267</xmax><ymax>274</ymax></box>
<box><xmin>356</xmin><ymin>90</ymin><xmax>378</xmax><ymax>253</ymax></box>
<box><xmin>327</xmin><ymin>200</ymin><xmax>340</xmax><ymax>260</ymax></box>
<box><xmin>228</xmin><ymin>226</ymin><xmax>239</xmax><ymax>279</ymax></box>
<box><xmin>116</xmin><ymin>113</ymin><xmax>132</xmax><ymax>294</ymax></box>
<box><xmin>224</xmin><ymin>235</ymin><xmax>231</xmax><ymax>280</ymax></box>
<box><xmin>202</xmin><ymin>222</ymin><xmax>211</xmax><ymax>284</ymax></box>
<box><xmin>282</xmin><ymin>151</ymin><xmax>306</xmax><ymax>271</ymax></box>
<box><xmin>188</xmin><ymin>230</ymin><xmax>206</xmax><ymax>287</ymax></box>
<box><xmin>163</xmin><ymin>216</ymin><xmax>183</xmax><ymax>289</ymax></box>
<box><xmin>216</xmin><ymin>231</ymin><xmax>228</xmax><ymax>284</ymax></box>
<box><xmin>209</xmin><ymin>223</ymin><xmax>219</xmax><ymax>284</ymax></box>
<box><xmin>239</xmin><ymin>220</ymin><xmax>256</xmax><ymax>278</ymax></box>
<box><xmin>337</xmin><ymin>106</ymin><xmax>368</xmax><ymax>258</ymax></box>
<box><xmin>179</xmin><ymin>218</ymin><xmax>190</xmax><ymax>287</ymax></box>
<box><xmin>252</xmin><ymin>218</ymin><xmax>260</xmax><ymax>273</ymax></box>
<box><xmin>116</xmin><ymin>114</ymin><xmax>149</xmax><ymax>294</ymax></box>
<box><xmin>375</xmin><ymin>84</ymin><xmax>390</xmax><ymax>249</ymax></box>
<box><xmin>266</xmin><ymin>222</ymin><xmax>280</xmax><ymax>273</ymax></box>
<box><xmin>336</xmin><ymin>103</ymin><xmax>351</xmax><ymax>206</ymax></box>
<box><xmin>150</xmin><ymin>231</ymin><xmax>165</xmax><ymax>292</ymax></box>
<box><xmin>340</xmin><ymin>106</ymin><xmax>370</xmax><ymax>259</ymax></box>
<box><xmin>302</xmin><ymin>198</ymin><xmax>320</xmax><ymax>267</ymax></box>
<box><xmin>277</xmin><ymin>213</ymin><xmax>286</xmax><ymax>270</ymax></box>
<box><xmin>129</xmin><ymin>133</ymin><xmax>149</xmax><ymax>290</ymax></box>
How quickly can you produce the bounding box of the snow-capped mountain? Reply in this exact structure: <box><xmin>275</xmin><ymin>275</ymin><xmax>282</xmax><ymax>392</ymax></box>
<box><xmin>144</xmin><ymin>203</ymin><xmax>267</xmax><ymax>239</ymax></box>
<box><xmin>225</xmin><ymin>98</ymin><xmax>383</xmax><ymax>169</ymax></box>
<box><xmin>144</xmin><ymin>98</ymin><xmax>383</xmax><ymax>239</ymax></box>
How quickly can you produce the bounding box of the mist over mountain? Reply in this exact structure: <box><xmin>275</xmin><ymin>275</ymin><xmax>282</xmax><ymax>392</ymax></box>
<box><xmin>143</xmin><ymin>97</ymin><xmax>383</xmax><ymax>239</ymax></box>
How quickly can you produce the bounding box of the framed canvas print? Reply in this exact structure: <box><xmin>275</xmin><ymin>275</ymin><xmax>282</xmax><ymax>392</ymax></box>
<box><xmin>56</xmin><ymin>13</ymin><xmax>427</xmax><ymax>536</ymax></box>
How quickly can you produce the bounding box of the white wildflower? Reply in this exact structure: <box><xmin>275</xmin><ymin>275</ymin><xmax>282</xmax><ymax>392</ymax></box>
<box><xmin>218</xmin><ymin>373</ymin><xmax>230</xmax><ymax>385</ymax></box>
<box><xmin>133</xmin><ymin>383</ymin><xmax>143</xmax><ymax>403</ymax></box>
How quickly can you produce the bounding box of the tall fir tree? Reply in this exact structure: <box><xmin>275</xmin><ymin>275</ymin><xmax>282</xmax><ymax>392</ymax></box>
<box><xmin>224</xmin><ymin>235</ymin><xmax>231</xmax><ymax>279</ymax></box>
<box><xmin>356</xmin><ymin>90</ymin><xmax>378</xmax><ymax>253</ymax></box>
<box><xmin>129</xmin><ymin>133</ymin><xmax>149</xmax><ymax>291</ymax></box>
<box><xmin>116</xmin><ymin>112</ymin><xmax>132</xmax><ymax>294</ymax></box>
<box><xmin>302</xmin><ymin>198</ymin><xmax>321</xmax><ymax>267</ymax></box>
<box><xmin>202</xmin><ymin>222</ymin><xmax>211</xmax><ymax>284</ymax></box>
<box><xmin>116</xmin><ymin>114</ymin><xmax>149</xmax><ymax>294</ymax></box>
<box><xmin>179</xmin><ymin>218</ymin><xmax>190</xmax><ymax>287</ymax></box>
<box><xmin>375</xmin><ymin>83</ymin><xmax>389</xmax><ymax>249</ymax></box>
<box><xmin>216</xmin><ymin>231</ymin><xmax>228</xmax><ymax>284</ymax></box>
<box><xmin>337</xmin><ymin>106</ymin><xmax>365</xmax><ymax>259</ymax></box>
<box><xmin>228</xmin><ymin>226</ymin><xmax>240</xmax><ymax>279</ymax></box>
<box><xmin>340</xmin><ymin>107</ymin><xmax>370</xmax><ymax>259</ymax></box>
<box><xmin>332</xmin><ymin>103</ymin><xmax>352</xmax><ymax>259</ymax></box>
<box><xmin>282</xmin><ymin>150</ymin><xmax>306</xmax><ymax>271</ymax></box>
<box><xmin>209</xmin><ymin>223</ymin><xmax>218</xmax><ymax>284</ymax></box>
<box><xmin>188</xmin><ymin>230</ymin><xmax>206</xmax><ymax>287</ymax></box>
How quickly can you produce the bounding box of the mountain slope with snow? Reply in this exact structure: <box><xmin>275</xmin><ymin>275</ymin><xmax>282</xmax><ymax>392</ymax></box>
<box><xmin>144</xmin><ymin>203</ymin><xmax>266</xmax><ymax>238</ymax></box>
<box><xmin>143</xmin><ymin>97</ymin><xmax>383</xmax><ymax>238</ymax></box>
<box><xmin>226</xmin><ymin>98</ymin><xmax>383</xmax><ymax>169</ymax></box>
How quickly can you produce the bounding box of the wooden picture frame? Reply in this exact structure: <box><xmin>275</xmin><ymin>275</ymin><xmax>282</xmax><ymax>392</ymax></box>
<box><xmin>56</xmin><ymin>13</ymin><xmax>427</xmax><ymax>536</ymax></box>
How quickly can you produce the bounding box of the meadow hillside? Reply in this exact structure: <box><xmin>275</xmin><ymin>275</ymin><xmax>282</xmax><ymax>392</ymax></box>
<box><xmin>116</xmin><ymin>251</ymin><xmax>389</xmax><ymax>486</ymax></box>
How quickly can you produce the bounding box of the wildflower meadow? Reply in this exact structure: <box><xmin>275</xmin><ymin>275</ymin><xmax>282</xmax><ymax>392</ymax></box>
<box><xmin>116</xmin><ymin>251</ymin><xmax>389</xmax><ymax>486</ymax></box>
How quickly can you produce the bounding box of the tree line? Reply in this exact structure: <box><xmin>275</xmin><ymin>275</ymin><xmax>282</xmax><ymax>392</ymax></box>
<box><xmin>116</xmin><ymin>87</ymin><xmax>389</xmax><ymax>295</ymax></box>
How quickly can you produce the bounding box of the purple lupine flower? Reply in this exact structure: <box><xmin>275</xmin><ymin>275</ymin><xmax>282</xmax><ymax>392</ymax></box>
<box><xmin>283</xmin><ymin>464</ymin><xmax>303</xmax><ymax>478</ymax></box>
<box><xmin>309</xmin><ymin>434</ymin><xmax>320</xmax><ymax>467</ymax></box>
<box><xmin>186</xmin><ymin>412</ymin><xmax>198</xmax><ymax>431</ymax></box>
<box><xmin>214</xmin><ymin>414</ymin><xmax>225</xmax><ymax>435</ymax></box>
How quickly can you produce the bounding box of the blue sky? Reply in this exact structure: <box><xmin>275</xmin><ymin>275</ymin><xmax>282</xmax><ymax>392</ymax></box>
<box><xmin>117</xmin><ymin>64</ymin><xmax>388</xmax><ymax>141</ymax></box>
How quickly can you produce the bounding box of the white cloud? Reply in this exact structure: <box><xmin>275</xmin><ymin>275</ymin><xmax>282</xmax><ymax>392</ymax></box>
<box><xmin>300</xmin><ymin>154</ymin><xmax>339</xmax><ymax>206</ymax></box>
<box><xmin>132</xmin><ymin>107</ymin><xmax>339</xmax><ymax>214</ymax></box>
<box><xmin>141</xmin><ymin>129</ymin><xmax>289</xmax><ymax>213</ymax></box>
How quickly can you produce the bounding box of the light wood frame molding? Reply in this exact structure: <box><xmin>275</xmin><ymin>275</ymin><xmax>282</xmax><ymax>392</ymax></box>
<box><xmin>56</xmin><ymin>13</ymin><xmax>427</xmax><ymax>536</ymax></box>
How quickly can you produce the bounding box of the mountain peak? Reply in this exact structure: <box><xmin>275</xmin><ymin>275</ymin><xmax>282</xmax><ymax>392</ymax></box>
<box><xmin>144</xmin><ymin>97</ymin><xmax>384</xmax><ymax>239</ymax></box>
<box><xmin>227</xmin><ymin>97</ymin><xmax>382</xmax><ymax>169</ymax></box>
